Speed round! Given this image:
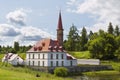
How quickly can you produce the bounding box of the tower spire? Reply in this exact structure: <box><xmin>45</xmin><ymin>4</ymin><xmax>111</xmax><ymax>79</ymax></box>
<box><xmin>57</xmin><ymin>11</ymin><xmax>64</xmax><ymax>46</ymax></box>
<box><xmin>57</xmin><ymin>11</ymin><xmax>63</xmax><ymax>30</ymax></box>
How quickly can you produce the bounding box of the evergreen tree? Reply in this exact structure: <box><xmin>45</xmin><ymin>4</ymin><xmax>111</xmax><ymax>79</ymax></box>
<box><xmin>108</xmin><ymin>22</ymin><xmax>114</xmax><ymax>34</ymax></box>
<box><xmin>89</xmin><ymin>30</ymin><xmax>93</xmax><ymax>40</ymax></box>
<box><xmin>80</xmin><ymin>27</ymin><xmax>88</xmax><ymax>51</ymax></box>
<box><xmin>64</xmin><ymin>24</ymin><xmax>79</xmax><ymax>51</ymax></box>
<box><xmin>14</xmin><ymin>42</ymin><xmax>19</xmax><ymax>53</ymax></box>
<box><xmin>114</xmin><ymin>25</ymin><xmax>119</xmax><ymax>36</ymax></box>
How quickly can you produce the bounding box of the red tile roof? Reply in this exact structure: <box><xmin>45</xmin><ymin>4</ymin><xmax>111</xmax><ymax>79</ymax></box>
<box><xmin>27</xmin><ymin>38</ymin><xmax>65</xmax><ymax>52</ymax></box>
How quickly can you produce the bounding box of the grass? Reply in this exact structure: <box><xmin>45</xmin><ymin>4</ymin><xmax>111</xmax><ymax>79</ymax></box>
<box><xmin>68</xmin><ymin>51</ymin><xmax>91</xmax><ymax>59</ymax></box>
<box><xmin>83</xmin><ymin>71</ymin><xmax>120</xmax><ymax>76</ymax></box>
<box><xmin>18</xmin><ymin>53</ymin><xmax>26</xmax><ymax>60</ymax></box>
<box><xmin>83</xmin><ymin>61</ymin><xmax>120</xmax><ymax>77</ymax></box>
<box><xmin>0</xmin><ymin>53</ymin><xmax>4</xmax><ymax>60</ymax></box>
<box><xmin>0</xmin><ymin>53</ymin><xmax>72</xmax><ymax>80</ymax></box>
<box><xmin>101</xmin><ymin>61</ymin><xmax>120</xmax><ymax>71</ymax></box>
<box><xmin>0</xmin><ymin>63</ymin><xmax>72</xmax><ymax>80</ymax></box>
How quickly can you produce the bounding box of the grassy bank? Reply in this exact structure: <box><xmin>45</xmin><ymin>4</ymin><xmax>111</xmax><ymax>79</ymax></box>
<box><xmin>83</xmin><ymin>70</ymin><xmax>120</xmax><ymax>77</ymax></box>
<box><xmin>68</xmin><ymin>51</ymin><xmax>91</xmax><ymax>59</ymax></box>
<box><xmin>0</xmin><ymin>64</ymin><xmax>72</xmax><ymax>80</ymax></box>
<box><xmin>83</xmin><ymin>61</ymin><xmax>120</xmax><ymax>76</ymax></box>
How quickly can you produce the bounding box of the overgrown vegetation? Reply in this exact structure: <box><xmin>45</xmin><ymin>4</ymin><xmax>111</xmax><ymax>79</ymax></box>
<box><xmin>64</xmin><ymin>22</ymin><xmax>120</xmax><ymax>60</ymax></box>
<box><xmin>54</xmin><ymin>67</ymin><xmax>68</xmax><ymax>77</ymax></box>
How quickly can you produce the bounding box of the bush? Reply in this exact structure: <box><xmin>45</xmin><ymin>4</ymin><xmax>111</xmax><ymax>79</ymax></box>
<box><xmin>54</xmin><ymin>67</ymin><xmax>68</xmax><ymax>77</ymax></box>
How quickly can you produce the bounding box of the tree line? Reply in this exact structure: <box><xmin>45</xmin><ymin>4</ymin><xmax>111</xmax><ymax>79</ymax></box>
<box><xmin>64</xmin><ymin>22</ymin><xmax>120</xmax><ymax>60</ymax></box>
<box><xmin>0</xmin><ymin>42</ymin><xmax>32</xmax><ymax>54</ymax></box>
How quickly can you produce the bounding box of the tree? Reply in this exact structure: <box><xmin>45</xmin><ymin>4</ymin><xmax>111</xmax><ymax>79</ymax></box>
<box><xmin>14</xmin><ymin>42</ymin><xmax>19</xmax><ymax>52</ymax></box>
<box><xmin>54</xmin><ymin>67</ymin><xmax>68</xmax><ymax>77</ymax></box>
<box><xmin>114</xmin><ymin>25</ymin><xmax>120</xmax><ymax>36</ymax></box>
<box><xmin>88</xmin><ymin>30</ymin><xmax>93</xmax><ymax>40</ymax></box>
<box><xmin>108</xmin><ymin>22</ymin><xmax>114</xmax><ymax>35</ymax></box>
<box><xmin>88</xmin><ymin>32</ymin><xmax>116</xmax><ymax>60</ymax></box>
<box><xmin>115</xmin><ymin>36</ymin><xmax>120</xmax><ymax>60</ymax></box>
<box><xmin>64</xmin><ymin>24</ymin><xmax>79</xmax><ymax>51</ymax></box>
<box><xmin>88</xmin><ymin>37</ymin><xmax>105</xmax><ymax>59</ymax></box>
<box><xmin>80</xmin><ymin>27</ymin><xmax>88</xmax><ymax>51</ymax></box>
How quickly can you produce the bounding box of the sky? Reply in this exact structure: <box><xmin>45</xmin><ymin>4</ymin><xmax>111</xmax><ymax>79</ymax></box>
<box><xmin>0</xmin><ymin>0</ymin><xmax>120</xmax><ymax>46</ymax></box>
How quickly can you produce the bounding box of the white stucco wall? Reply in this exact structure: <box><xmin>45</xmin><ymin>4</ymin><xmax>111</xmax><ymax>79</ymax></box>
<box><xmin>26</xmin><ymin>52</ymin><xmax>77</xmax><ymax>67</ymax></box>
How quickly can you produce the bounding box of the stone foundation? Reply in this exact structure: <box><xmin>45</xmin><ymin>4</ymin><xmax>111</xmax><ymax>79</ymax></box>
<box><xmin>29</xmin><ymin>65</ymin><xmax>113</xmax><ymax>73</ymax></box>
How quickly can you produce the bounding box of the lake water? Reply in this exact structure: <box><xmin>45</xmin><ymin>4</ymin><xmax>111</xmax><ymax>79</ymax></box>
<box><xmin>73</xmin><ymin>75</ymin><xmax>120</xmax><ymax>80</ymax></box>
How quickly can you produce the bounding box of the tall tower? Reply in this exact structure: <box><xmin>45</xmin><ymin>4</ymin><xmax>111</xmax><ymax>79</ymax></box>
<box><xmin>57</xmin><ymin>11</ymin><xmax>64</xmax><ymax>46</ymax></box>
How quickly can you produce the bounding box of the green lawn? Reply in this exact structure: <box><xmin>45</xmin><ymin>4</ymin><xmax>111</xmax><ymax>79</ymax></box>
<box><xmin>68</xmin><ymin>51</ymin><xmax>91</xmax><ymax>59</ymax></box>
<box><xmin>0</xmin><ymin>65</ymin><xmax>72</xmax><ymax>80</ymax></box>
<box><xmin>0</xmin><ymin>53</ymin><xmax>72</xmax><ymax>80</ymax></box>
<box><xmin>18</xmin><ymin>53</ymin><xmax>26</xmax><ymax>60</ymax></box>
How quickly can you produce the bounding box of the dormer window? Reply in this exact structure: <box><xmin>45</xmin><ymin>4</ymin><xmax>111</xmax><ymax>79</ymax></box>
<box><xmin>38</xmin><ymin>46</ymin><xmax>42</xmax><ymax>51</ymax></box>
<box><xmin>42</xmin><ymin>42</ymin><xmax>45</xmax><ymax>46</ymax></box>
<box><xmin>34</xmin><ymin>47</ymin><xmax>37</xmax><ymax>51</ymax></box>
<box><xmin>48</xmin><ymin>46</ymin><xmax>53</xmax><ymax>52</ymax></box>
<box><xmin>59</xmin><ymin>46</ymin><xmax>63</xmax><ymax>52</ymax></box>
<box><xmin>54</xmin><ymin>46</ymin><xmax>58</xmax><ymax>52</ymax></box>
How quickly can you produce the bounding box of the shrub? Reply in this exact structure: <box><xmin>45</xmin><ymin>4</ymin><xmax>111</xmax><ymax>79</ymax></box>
<box><xmin>54</xmin><ymin>67</ymin><xmax>68</xmax><ymax>77</ymax></box>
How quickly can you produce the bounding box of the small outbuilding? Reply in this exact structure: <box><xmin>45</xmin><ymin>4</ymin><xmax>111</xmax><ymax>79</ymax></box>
<box><xmin>2</xmin><ymin>53</ymin><xmax>24</xmax><ymax>65</ymax></box>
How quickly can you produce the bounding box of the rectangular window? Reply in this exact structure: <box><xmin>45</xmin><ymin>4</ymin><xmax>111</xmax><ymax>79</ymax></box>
<box><xmin>62</xmin><ymin>61</ymin><xmax>64</xmax><ymax>66</ymax></box>
<box><xmin>51</xmin><ymin>61</ymin><xmax>53</xmax><ymax>67</ymax></box>
<box><xmin>56</xmin><ymin>61</ymin><xmax>58</xmax><ymax>67</ymax></box>
<box><xmin>33</xmin><ymin>54</ymin><xmax>34</xmax><ymax>59</ymax></box>
<box><xmin>28</xmin><ymin>61</ymin><xmax>30</xmax><ymax>66</ymax></box>
<box><xmin>56</xmin><ymin>54</ymin><xmax>58</xmax><ymax>59</ymax></box>
<box><xmin>38</xmin><ymin>54</ymin><xmax>40</xmax><ymax>59</ymax></box>
<box><xmin>29</xmin><ymin>54</ymin><xmax>30</xmax><ymax>59</ymax></box>
<box><xmin>38</xmin><ymin>61</ymin><xmax>40</xmax><ymax>66</ymax></box>
<box><xmin>42</xmin><ymin>61</ymin><xmax>44</xmax><ymax>66</ymax></box>
<box><xmin>51</xmin><ymin>54</ymin><xmax>53</xmax><ymax>59</ymax></box>
<box><xmin>33</xmin><ymin>61</ymin><xmax>34</xmax><ymax>66</ymax></box>
<box><xmin>61</xmin><ymin>54</ymin><xmax>64</xmax><ymax>59</ymax></box>
<box><xmin>70</xmin><ymin>61</ymin><xmax>72</xmax><ymax>66</ymax></box>
<box><xmin>43</xmin><ymin>54</ymin><xmax>44</xmax><ymax>59</ymax></box>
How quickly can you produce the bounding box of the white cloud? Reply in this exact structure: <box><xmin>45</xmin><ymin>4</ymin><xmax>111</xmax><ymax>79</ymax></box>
<box><xmin>6</xmin><ymin>8</ymin><xmax>29</xmax><ymax>26</ymax></box>
<box><xmin>0</xmin><ymin>24</ymin><xmax>20</xmax><ymax>36</ymax></box>
<box><xmin>0</xmin><ymin>23</ymin><xmax>55</xmax><ymax>46</ymax></box>
<box><xmin>67</xmin><ymin>0</ymin><xmax>120</xmax><ymax>32</ymax></box>
<box><xmin>0</xmin><ymin>8</ymin><xmax>56</xmax><ymax>46</ymax></box>
<box><xmin>17</xmin><ymin>26</ymin><xmax>55</xmax><ymax>41</ymax></box>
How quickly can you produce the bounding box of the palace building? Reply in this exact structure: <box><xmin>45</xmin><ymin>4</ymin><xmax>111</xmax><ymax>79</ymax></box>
<box><xmin>25</xmin><ymin>12</ymin><xmax>77</xmax><ymax>68</ymax></box>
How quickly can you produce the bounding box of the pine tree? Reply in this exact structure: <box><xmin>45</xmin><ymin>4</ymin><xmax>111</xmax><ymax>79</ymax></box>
<box><xmin>80</xmin><ymin>27</ymin><xmax>88</xmax><ymax>51</ymax></box>
<box><xmin>14</xmin><ymin>42</ymin><xmax>19</xmax><ymax>52</ymax></box>
<box><xmin>65</xmin><ymin>24</ymin><xmax>79</xmax><ymax>51</ymax></box>
<box><xmin>114</xmin><ymin>25</ymin><xmax>119</xmax><ymax>36</ymax></box>
<box><xmin>108</xmin><ymin>22</ymin><xmax>114</xmax><ymax>35</ymax></box>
